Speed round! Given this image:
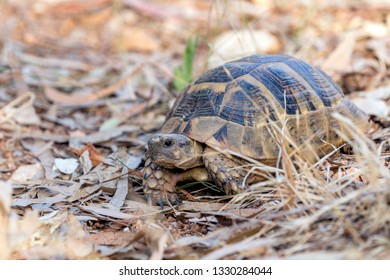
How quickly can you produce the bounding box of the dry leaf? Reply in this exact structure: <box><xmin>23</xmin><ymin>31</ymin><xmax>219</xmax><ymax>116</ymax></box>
<box><xmin>12</xmin><ymin>193</ymin><xmax>68</xmax><ymax>207</ymax></box>
<box><xmin>43</xmin><ymin>64</ymin><xmax>141</xmax><ymax>106</ymax></box>
<box><xmin>79</xmin><ymin>150</ymin><xmax>93</xmax><ymax>174</ymax></box>
<box><xmin>114</xmin><ymin>28</ymin><xmax>160</xmax><ymax>52</ymax></box>
<box><xmin>54</xmin><ymin>158</ymin><xmax>79</xmax><ymax>175</ymax></box>
<box><xmin>3</xmin><ymin>210</ymin><xmax>41</xmax><ymax>259</ymax></box>
<box><xmin>366</xmin><ymin>40</ymin><xmax>390</xmax><ymax>65</ymax></box>
<box><xmin>88</xmin><ymin>231</ymin><xmax>136</xmax><ymax>246</ymax></box>
<box><xmin>79</xmin><ymin>204</ymin><xmax>137</xmax><ymax>220</ymax></box>
<box><xmin>12</xmin><ymin>104</ymin><xmax>41</xmax><ymax>126</ymax></box>
<box><xmin>351</xmin><ymin>97</ymin><xmax>388</xmax><ymax>117</ymax></box>
<box><xmin>209</xmin><ymin>29</ymin><xmax>281</xmax><ymax>67</ymax></box>
<box><xmin>67</xmin><ymin>185</ymin><xmax>102</xmax><ymax>202</ymax></box>
<box><xmin>64</xmin><ymin>214</ymin><xmax>94</xmax><ymax>258</ymax></box>
<box><xmin>179</xmin><ymin>201</ymin><xmax>264</xmax><ymax>219</ymax></box>
<box><xmin>20</xmin><ymin>140</ymin><xmax>55</xmax><ymax>179</ymax></box>
<box><xmin>0</xmin><ymin>181</ymin><xmax>12</xmax><ymax>259</ymax></box>
<box><xmin>188</xmin><ymin>216</ymin><xmax>218</xmax><ymax>224</ymax></box>
<box><xmin>322</xmin><ymin>32</ymin><xmax>356</xmax><ymax>72</ymax></box>
<box><xmin>363</xmin><ymin>21</ymin><xmax>389</xmax><ymax>38</ymax></box>
<box><xmin>9</xmin><ymin>163</ymin><xmax>44</xmax><ymax>183</ymax></box>
<box><xmin>0</xmin><ymin>92</ymin><xmax>40</xmax><ymax>125</ymax></box>
<box><xmin>109</xmin><ymin>166</ymin><xmax>129</xmax><ymax>208</ymax></box>
<box><xmin>69</xmin><ymin>142</ymin><xmax>105</xmax><ymax>167</ymax></box>
<box><xmin>150</xmin><ymin>232</ymin><xmax>169</xmax><ymax>260</ymax></box>
<box><xmin>0</xmin><ymin>181</ymin><xmax>12</xmax><ymax>212</ymax></box>
<box><xmin>80</xmin><ymin>125</ymin><xmax>138</xmax><ymax>143</ymax></box>
<box><xmin>202</xmin><ymin>238</ymin><xmax>275</xmax><ymax>260</ymax></box>
<box><xmin>125</xmin><ymin>155</ymin><xmax>142</xmax><ymax>169</ymax></box>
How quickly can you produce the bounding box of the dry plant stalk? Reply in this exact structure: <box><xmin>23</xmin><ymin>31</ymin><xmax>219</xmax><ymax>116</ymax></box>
<box><xmin>195</xmin><ymin>112</ymin><xmax>390</xmax><ymax>259</ymax></box>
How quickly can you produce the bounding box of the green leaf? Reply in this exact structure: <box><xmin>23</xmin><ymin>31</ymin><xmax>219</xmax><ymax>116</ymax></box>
<box><xmin>180</xmin><ymin>181</ymin><xmax>223</xmax><ymax>193</ymax></box>
<box><xmin>173</xmin><ymin>36</ymin><xmax>198</xmax><ymax>92</ymax></box>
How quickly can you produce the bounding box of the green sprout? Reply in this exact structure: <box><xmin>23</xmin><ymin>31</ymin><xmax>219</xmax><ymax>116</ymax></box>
<box><xmin>173</xmin><ymin>36</ymin><xmax>199</xmax><ymax>92</ymax></box>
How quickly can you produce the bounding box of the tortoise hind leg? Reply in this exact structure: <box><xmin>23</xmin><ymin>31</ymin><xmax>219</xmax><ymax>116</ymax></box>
<box><xmin>203</xmin><ymin>147</ymin><xmax>249</xmax><ymax>194</ymax></box>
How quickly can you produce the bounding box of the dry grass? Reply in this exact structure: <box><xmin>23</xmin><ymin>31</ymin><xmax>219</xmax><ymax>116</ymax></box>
<box><xmin>175</xmin><ymin>114</ymin><xmax>390</xmax><ymax>259</ymax></box>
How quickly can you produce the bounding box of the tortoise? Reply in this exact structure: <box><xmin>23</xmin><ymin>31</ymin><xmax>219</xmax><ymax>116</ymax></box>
<box><xmin>143</xmin><ymin>54</ymin><xmax>369</xmax><ymax>206</ymax></box>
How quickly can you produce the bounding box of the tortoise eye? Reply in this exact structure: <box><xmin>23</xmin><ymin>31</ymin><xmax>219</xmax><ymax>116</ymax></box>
<box><xmin>163</xmin><ymin>139</ymin><xmax>173</xmax><ymax>148</ymax></box>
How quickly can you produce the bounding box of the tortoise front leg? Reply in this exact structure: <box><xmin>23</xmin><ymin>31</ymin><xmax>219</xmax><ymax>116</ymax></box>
<box><xmin>143</xmin><ymin>158</ymin><xmax>211</xmax><ymax>207</ymax></box>
<box><xmin>203</xmin><ymin>147</ymin><xmax>250</xmax><ymax>194</ymax></box>
<box><xmin>143</xmin><ymin>158</ymin><xmax>180</xmax><ymax>207</ymax></box>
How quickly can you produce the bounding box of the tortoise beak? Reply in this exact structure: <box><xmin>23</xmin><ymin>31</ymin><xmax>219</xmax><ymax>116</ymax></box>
<box><xmin>147</xmin><ymin>136</ymin><xmax>162</xmax><ymax>160</ymax></box>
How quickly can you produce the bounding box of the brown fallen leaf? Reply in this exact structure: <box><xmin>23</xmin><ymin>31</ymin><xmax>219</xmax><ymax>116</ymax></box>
<box><xmin>69</xmin><ymin>142</ymin><xmax>105</xmax><ymax>167</ymax></box>
<box><xmin>14</xmin><ymin>51</ymin><xmax>91</xmax><ymax>72</ymax></box>
<box><xmin>113</xmin><ymin>28</ymin><xmax>160</xmax><ymax>52</ymax></box>
<box><xmin>123</xmin><ymin>0</ymin><xmax>185</xmax><ymax>21</ymax></box>
<box><xmin>322</xmin><ymin>32</ymin><xmax>356</xmax><ymax>72</ymax></box>
<box><xmin>43</xmin><ymin>64</ymin><xmax>142</xmax><ymax>106</ymax></box>
<box><xmin>19</xmin><ymin>128</ymin><xmax>69</xmax><ymax>143</ymax></box>
<box><xmin>67</xmin><ymin>185</ymin><xmax>102</xmax><ymax>203</ymax></box>
<box><xmin>88</xmin><ymin>231</ymin><xmax>136</xmax><ymax>246</ymax></box>
<box><xmin>64</xmin><ymin>214</ymin><xmax>95</xmax><ymax>259</ymax></box>
<box><xmin>9</xmin><ymin>163</ymin><xmax>45</xmax><ymax>183</ymax></box>
<box><xmin>0</xmin><ymin>92</ymin><xmax>40</xmax><ymax>126</ymax></box>
<box><xmin>150</xmin><ymin>232</ymin><xmax>170</xmax><ymax>260</ymax></box>
<box><xmin>20</xmin><ymin>140</ymin><xmax>55</xmax><ymax>179</ymax></box>
<box><xmin>201</xmin><ymin>238</ymin><xmax>275</xmax><ymax>260</ymax></box>
<box><xmin>12</xmin><ymin>193</ymin><xmax>68</xmax><ymax>207</ymax></box>
<box><xmin>0</xmin><ymin>181</ymin><xmax>12</xmax><ymax>259</ymax></box>
<box><xmin>109</xmin><ymin>166</ymin><xmax>129</xmax><ymax>208</ymax></box>
<box><xmin>79</xmin><ymin>125</ymin><xmax>138</xmax><ymax>143</ymax></box>
<box><xmin>17</xmin><ymin>211</ymin><xmax>97</xmax><ymax>260</ymax></box>
<box><xmin>366</xmin><ymin>40</ymin><xmax>390</xmax><ymax>66</ymax></box>
<box><xmin>1</xmin><ymin>210</ymin><xmax>41</xmax><ymax>260</ymax></box>
<box><xmin>178</xmin><ymin>201</ymin><xmax>264</xmax><ymax>219</ymax></box>
<box><xmin>79</xmin><ymin>150</ymin><xmax>94</xmax><ymax>174</ymax></box>
<box><xmin>79</xmin><ymin>204</ymin><xmax>137</xmax><ymax>220</ymax></box>
<box><xmin>40</xmin><ymin>0</ymin><xmax>111</xmax><ymax>17</ymax></box>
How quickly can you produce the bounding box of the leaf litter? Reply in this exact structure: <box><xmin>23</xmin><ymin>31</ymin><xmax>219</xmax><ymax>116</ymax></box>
<box><xmin>0</xmin><ymin>0</ymin><xmax>389</xmax><ymax>260</ymax></box>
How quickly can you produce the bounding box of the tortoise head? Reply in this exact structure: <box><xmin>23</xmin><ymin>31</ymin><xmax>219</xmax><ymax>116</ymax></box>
<box><xmin>146</xmin><ymin>133</ymin><xmax>204</xmax><ymax>170</ymax></box>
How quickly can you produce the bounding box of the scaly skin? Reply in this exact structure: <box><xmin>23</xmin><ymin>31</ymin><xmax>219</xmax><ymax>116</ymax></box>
<box><xmin>143</xmin><ymin>157</ymin><xmax>179</xmax><ymax>207</ymax></box>
<box><xmin>143</xmin><ymin>146</ymin><xmax>253</xmax><ymax>206</ymax></box>
<box><xmin>143</xmin><ymin>157</ymin><xmax>211</xmax><ymax>207</ymax></box>
<box><xmin>203</xmin><ymin>147</ymin><xmax>249</xmax><ymax>194</ymax></box>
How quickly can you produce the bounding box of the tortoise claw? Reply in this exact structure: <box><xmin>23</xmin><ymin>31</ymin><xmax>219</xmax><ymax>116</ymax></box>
<box><xmin>143</xmin><ymin>162</ymin><xmax>180</xmax><ymax>207</ymax></box>
<box><xmin>155</xmin><ymin>191</ymin><xmax>180</xmax><ymax>208</ymax></box>
<box><xmin>169</xmin><ymin>197</ymin><xmax>181</xmax><ymax>205</ymax></box>
<box><xmin>144</xmin><ymin>188</ymin><xmax>180</xmax><ymax>208</ymax></box>
<box><xmin>143</xmin><ymin>172</ymin><xmax>151</xmax><ymax>179</ymax></box>
<box><xmin>157</xmin><ymin>197</ymin><xmax>165</xmax><ymax>209</ymax></box>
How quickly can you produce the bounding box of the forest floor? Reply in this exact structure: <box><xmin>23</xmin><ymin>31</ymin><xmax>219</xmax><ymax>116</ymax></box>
<box><xmin>0</xmin><ymin>0</ymin><xmax>389</xmax><ymax>259</ymax></box>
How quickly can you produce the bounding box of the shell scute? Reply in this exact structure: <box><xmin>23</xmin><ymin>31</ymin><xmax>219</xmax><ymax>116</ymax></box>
<box><xmin>161</xmin><ymin>54</ymin><xmax>368</xmax><ymax>160</ymax></box>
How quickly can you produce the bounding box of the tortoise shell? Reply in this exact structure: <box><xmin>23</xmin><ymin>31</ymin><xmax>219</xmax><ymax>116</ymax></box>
<box><xmin>161</xmin><ymin>54</ymin><xmax>368</xmax><ymax>160</ymax></box>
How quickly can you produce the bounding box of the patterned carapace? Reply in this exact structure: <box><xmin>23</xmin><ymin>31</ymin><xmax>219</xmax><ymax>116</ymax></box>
<box><xmin>161</xmin><ymin>54</ymin><xmax>368</xmax><ymax>160</ymax></box>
